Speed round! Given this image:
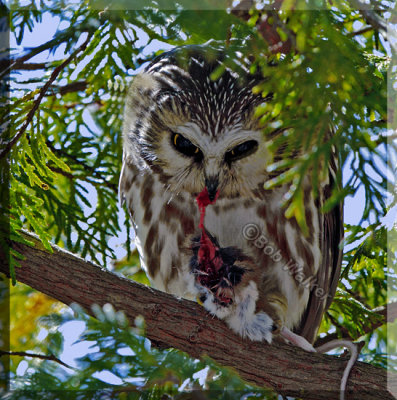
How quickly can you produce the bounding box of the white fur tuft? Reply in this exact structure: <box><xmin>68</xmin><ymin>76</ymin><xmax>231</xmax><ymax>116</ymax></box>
<box><xmin>202</xmin><ymin>281</ymin><xmax>274</xmax><ymax>343</ymax></box>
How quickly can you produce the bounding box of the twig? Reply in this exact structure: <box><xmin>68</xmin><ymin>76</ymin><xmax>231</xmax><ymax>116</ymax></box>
<box><xmin>49</xmin><ymin>166</ymin><xmax>75</xmax><ymax>180</ymax></box>
<box><xmin>0</xmin><ymin>35</ymin><xmax>91</xmax><ymax>160</ymax></box>
<box><xmin>348</xmin><ymin>26</ymin><xmax>374</xmax><ymax>37</ymax></box>
<box><xmin>0</xmin><ymin>26</ymin><xmax>87</xmax><ymax>80</ymax></box>
<box><xmin>0</xmin><ymin>350</ymin><xmax>75</xmax><ymax>370</ymax></box>
<box><xmin>348</xmin><ymin>0</ymin><xmax>387</xmax><ymax>32</ymax></box>
<box><xmin>54</xmin><ymin>101</ymin><xmax>103</xmax><ymax>110</ymax></box>
<box><xmin>328</xmin><ymin>313</ymin><xmax>352</xmax><ymax>338</ymax></box>
<box><xmin>0</xmin><ymin>61</ymin><xmax>48</xmax><ymax>71</ymax></box>
<box><xmin>46</xmin><ymin>81</ymin><xmax>88</xmax><ymax>96</ymax></box>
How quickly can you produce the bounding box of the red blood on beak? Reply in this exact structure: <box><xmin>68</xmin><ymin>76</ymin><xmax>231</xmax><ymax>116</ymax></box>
<box><xmin>196</xmin><ymin>187</ymin><xmax>219</xmax><ymax>229</ymax></box>
<box><xmin>195</xmin><ymin>187</ymin><xmax>222</xmax><ymax>279</ymax></box>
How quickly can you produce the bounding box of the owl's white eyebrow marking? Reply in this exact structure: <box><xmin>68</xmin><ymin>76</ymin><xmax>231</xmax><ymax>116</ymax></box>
<box><xmin>174</xmin><ymin>122</ymin><xmax>204</xmax><ymax>147</ymax></box>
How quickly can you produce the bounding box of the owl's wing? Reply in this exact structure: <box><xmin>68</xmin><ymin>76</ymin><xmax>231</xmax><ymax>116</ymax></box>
<box><xmin>295</xmin><ymin>157</ymin><xmax>344</xmax><ymax>344</ymax></box>
<box><xmin>119</xmin><ymin>153</ymin><xmax>139</xmax><ymax>219</ymax></box>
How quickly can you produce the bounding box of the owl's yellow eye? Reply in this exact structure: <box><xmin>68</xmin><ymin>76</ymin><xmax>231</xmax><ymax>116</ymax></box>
<box><xmin>225</xmin><ymin>140</ymin><xmax>258</xmax><ymax>163</ymax></box>
<box><xmin>171</xmin><ymin>132</ymin><xmax>203</xmax><ymax>160</ymax></box>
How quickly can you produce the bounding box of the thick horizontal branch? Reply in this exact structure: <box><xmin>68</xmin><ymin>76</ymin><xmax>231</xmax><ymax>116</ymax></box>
<box><xmin>1</xmin><ymin>231</ymin><xmax>395</xmax><ymax>400</ymax></box>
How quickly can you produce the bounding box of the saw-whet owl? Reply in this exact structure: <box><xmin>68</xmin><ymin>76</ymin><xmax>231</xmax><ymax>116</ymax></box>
<box><xmin>119</xmin><ymin>45</ymin><xmax>343</xmax><ymax>344</ymax></box>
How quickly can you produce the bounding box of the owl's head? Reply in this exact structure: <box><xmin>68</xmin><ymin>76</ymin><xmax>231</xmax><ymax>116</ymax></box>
<box><xmin>123</xmin><ymin>46</ymin><xmax>272</xmax><ymax>200</ymax></box>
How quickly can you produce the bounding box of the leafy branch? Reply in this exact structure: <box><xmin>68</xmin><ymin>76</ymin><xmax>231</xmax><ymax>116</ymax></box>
<box><xmin>0</xmin><ymin>34</ymin><xmax>92</xmax><ymax>159</ymax></box>
<box><xmin>45</xmin><ymin>142</ymin><xmax>118</xmax><ymax>194</ymax></box>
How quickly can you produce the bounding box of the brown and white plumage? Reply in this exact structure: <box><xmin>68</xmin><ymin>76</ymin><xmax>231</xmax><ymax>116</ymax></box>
<box><xmin>119</xmin><ymin>45</ymin><xmax>343</xmax><ymax>344</ymax></box>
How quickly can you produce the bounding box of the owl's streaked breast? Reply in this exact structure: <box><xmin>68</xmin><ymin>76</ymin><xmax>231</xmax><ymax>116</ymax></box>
<box><xmin>121</xmin><ymin>156</ymin><xmax>321</xmax><ymax>331</ymax></box>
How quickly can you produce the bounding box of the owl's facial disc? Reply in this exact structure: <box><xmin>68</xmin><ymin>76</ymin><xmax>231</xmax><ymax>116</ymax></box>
<box><xmin>162</xmin><ymin>121</ymin><xmax>269</xmax><ymax>198</ymax></box>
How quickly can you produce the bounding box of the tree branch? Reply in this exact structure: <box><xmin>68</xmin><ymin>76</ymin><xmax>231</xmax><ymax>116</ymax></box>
<box><xmin>348</xmin><ymin>26</ymin><xmax>374</xmax><ymax>37</ymax></box>
<box><xmin>46</xmin><ymin>81</ymin><xmax>88</xmax><ymax>96</ymax></box>
<box><xmin>0</xmin><ymin>230</ymin><xmax>395</xmax><ymax>400</ymax></box>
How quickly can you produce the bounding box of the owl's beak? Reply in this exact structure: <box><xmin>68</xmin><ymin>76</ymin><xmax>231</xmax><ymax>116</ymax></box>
<box><xmin>205</xmin><ymin>177</ymin><xmax>219</xmax><ymax>202</ymax></box>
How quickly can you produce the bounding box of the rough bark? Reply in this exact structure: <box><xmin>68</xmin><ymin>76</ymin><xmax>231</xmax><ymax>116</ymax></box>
<box><xmin>1</xmin><ymin>231</ymin><xmax>395</xmax><ymax>400</ymax></box>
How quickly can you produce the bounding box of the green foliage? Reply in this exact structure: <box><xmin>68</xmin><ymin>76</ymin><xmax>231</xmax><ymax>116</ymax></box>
<box><xmin>252</xmin><ymin>10</ymin><xmax>390</xmax><ymax>232</ymax></box>
<box><xmin>319</xmin><ymin>224</ymin><xmax>395</xmax><ymax>368</ymax></box>
<box><xmin>6</xmin><ymin>304</ymin><xmax>276</xmax><ymax>399</ymax></box>
<box><xmin>2</xmin><ymin>1</ymin><xmax>393</xmax><ymax>267</ymax></box>
<box><xmin>1</xmin><ymin>0</ymin><xmax>396</xmax><ymax>396</ymax></box>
